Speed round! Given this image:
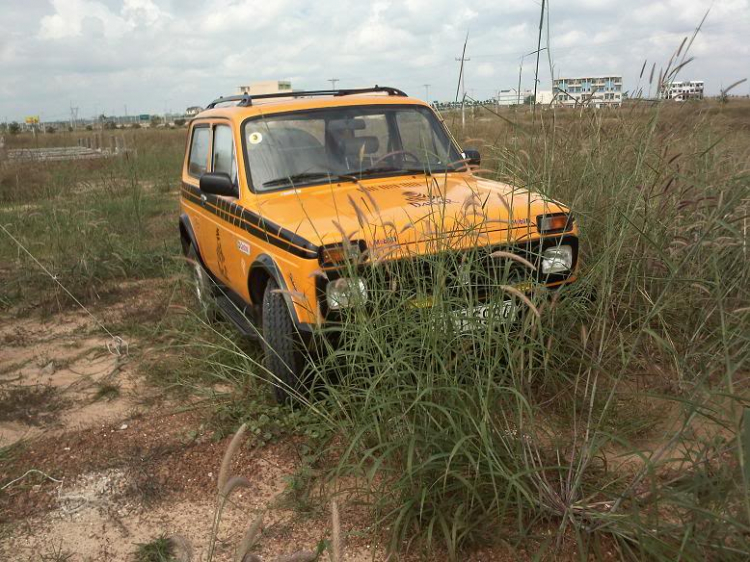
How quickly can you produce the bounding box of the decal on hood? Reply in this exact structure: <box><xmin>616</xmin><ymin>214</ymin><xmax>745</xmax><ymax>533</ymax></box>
<box><xmin>402</xmin><ymin>190</ymin><xmax>458</xmax><ymax>208</ymax></box>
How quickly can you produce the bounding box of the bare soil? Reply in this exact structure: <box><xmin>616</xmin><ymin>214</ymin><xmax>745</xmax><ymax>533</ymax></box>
<box><xmin>0</xmin><ymin>284</ymin><xmax>464</xmax><ymax>561</ymax></box>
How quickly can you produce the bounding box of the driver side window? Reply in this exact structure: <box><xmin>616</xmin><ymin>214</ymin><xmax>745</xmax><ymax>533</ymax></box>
<box><xmin>212</xmin><ymin>125</ymin><xmax>238</xmax><ymax>186</ymax></box>
<box><xmin>396</xmin><ymin>111</ymin><xmax>442</xmax><ymax>165</ymax></box>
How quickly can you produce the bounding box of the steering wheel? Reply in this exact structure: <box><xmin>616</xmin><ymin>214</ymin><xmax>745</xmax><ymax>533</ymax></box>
<box><xmin>371</xmin><ymin>150</ymin><xmax>422</xmax><ymax>168</ymax></box>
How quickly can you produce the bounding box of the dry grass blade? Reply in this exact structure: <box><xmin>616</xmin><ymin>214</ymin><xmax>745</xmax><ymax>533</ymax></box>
<box><xmin>218</xmin><ymin>423</ymin><xmax>248</xmax><ymax>494</ymax></box>
<box><xmin>489</xmin><ymin>250</ymin><xmax>537</xmax><ymax>271</ymax></box>
<box><xmin>272</xmin><ymin>551</ymin><xmax>317</xmax><ymax>562</ymax></box>
<box><xmin>220</xmin><ymin>475</ymin><xmax>252</xmax><ymax>499</ymax></box>
<box><xmin>499</xmin><ymin>285</ymin><xmax>540</xmax><ymax>319</ymax></box>
<box><xmin>331</xmin><ymin>500</ymin><xmax>342</xmax><ymax>562</ymax></box>
<box><xmin>721</xmin><ymin>78</ymin><xmax>748</xmax><ymax>98</ymax></box>
<box><xmin>235</xmin><ymin>513</ymin><xmax>264</xmax><ymax>562</ymax></box>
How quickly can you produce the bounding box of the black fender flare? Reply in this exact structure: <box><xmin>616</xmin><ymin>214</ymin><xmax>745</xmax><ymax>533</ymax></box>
<box><xmin>179</xmin><ymin>213</ymin><xmax>204</xmax><ymax>265</ymax></box>
<box><xmin>249</xmin><ymin>254</ymin><xmax>312</xmax><ymax>333</ymax></box>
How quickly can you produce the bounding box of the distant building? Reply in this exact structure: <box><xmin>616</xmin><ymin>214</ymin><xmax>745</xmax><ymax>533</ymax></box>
<box><xmin>662</xmin><ymin>80</ymin><xmax>704</xmax><ymax>101</ymax></box>
<box><xmin>535</xmin><ymin>90</ymin><xmax>554</xmax><ymax>105</ymax></box>
<box><xmin>238</xmin><ymin>80</ymin><xmax>293</xmax><ymax>96</ymax></box>
<box><xmin>495</xmin><ymin>89</ymin><xmax>534</xmax><ymax>106</ymax></box>
<box><xmin>552</xmin><ymin>75</ymin><xmax>623</xmax><ymax>108</ymax></box>
<box><xmin>186</xmin><ymin>106</ymin><xmax>203</xmax><ymax>117</ymax></box>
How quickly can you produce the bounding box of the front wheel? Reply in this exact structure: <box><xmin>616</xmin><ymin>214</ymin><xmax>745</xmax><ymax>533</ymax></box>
<box><xmin>186</xmin><ymin>245</ymin><xmax>217</xmax><ymax>322</ymax></box>
<box><xmin>261</xmin><ymin>279</ymin><xmax>306</xmax><ymax>403</ymax></box>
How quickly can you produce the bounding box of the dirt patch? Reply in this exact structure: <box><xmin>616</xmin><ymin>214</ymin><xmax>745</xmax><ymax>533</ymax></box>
<box><xmin>0</xmin><ymin>303</ymin><xmax>147</xmax><ymax>448</ymax></box>
<box><xmin>0</xmin><ymin>385</ymin><xmax>67</xmax><ymax>426</ymax></box>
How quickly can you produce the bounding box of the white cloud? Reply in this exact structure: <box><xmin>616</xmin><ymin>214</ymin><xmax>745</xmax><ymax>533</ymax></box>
<box><xmin>39</xmin><ymin>0</ymin><xmax>130</xmax><ymax>39</ymax></box>
<box><xmin>475</xmin><ymin>63</ymin><xmax>495</xmax><ymax>78</ymax></box>
<box><xmin>0</xmin><ymin>0</ymin><xmax>745</xmax><ymax>121</ymax></box>
<box><xmin>122</xmin><ymin>0</ymin><xmax>164</xmax><ymax>27</ymax></box>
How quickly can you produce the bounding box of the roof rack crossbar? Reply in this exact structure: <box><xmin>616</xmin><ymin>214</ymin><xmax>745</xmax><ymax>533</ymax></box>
<box><xmin>206</xmin><ymin>85</ymin><xmax>407</xmax><ymax>109</ymax></box>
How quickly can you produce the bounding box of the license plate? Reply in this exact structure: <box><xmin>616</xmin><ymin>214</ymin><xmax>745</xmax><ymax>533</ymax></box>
<box><xmin>453</xmin><ymin>301</ymin><xmax>517</xmax><ymax>332</ymax></box>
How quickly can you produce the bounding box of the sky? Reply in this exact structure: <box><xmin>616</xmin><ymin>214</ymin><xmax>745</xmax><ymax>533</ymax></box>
<box><xmin>1</xmin><ymin>0</ymin><xmax>749</xmax><ymax>122</ymax></box>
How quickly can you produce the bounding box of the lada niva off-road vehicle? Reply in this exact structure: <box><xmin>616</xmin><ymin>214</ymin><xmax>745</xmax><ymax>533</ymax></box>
<box><xmin>179</xmin><ymin>86</ymin><xmax>579</xmax><ymax>402</ymax></box>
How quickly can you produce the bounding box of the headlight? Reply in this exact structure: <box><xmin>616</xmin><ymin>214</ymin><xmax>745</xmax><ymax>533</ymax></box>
<box><xmin>542</xmin><ymin>245</ymin><xmax>573</xmax><ymax>274</ymax></box>
<box><xmin>326</xmin><ymin>278</ymin><xmax>368</xmax><ymax>310</ymax></box>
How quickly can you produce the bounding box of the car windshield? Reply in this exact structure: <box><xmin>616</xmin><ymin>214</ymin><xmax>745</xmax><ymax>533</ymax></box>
<box><xmin>243</xmin><ymin>104</ymin><xmax>464</xmax><ymax>192</ymax></box>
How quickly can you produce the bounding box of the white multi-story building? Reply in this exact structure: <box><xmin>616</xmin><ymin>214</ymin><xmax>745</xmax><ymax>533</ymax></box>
<box><xmin>552</xmin><ymin>75</ymin><xmax>623</xmax><ymax>108</ymax></box>
<box><xmin>662</xmin><ymin>80</ymin><xmax>704</xmax><ymax>101</ymax></box>
<box><xmin>237</xmin><ymin>80</ymin><xmax>293</xmax><ymax>96</ymax></box>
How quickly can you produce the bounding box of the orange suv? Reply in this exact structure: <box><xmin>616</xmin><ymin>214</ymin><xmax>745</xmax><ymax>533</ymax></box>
<box><xmin>179</xmin><ymin>86</ymin><xmax>579</xmax><ymax>401</ymax></box>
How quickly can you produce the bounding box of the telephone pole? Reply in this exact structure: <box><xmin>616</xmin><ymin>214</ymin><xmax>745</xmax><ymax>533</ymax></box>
<box><xmin>328</xmin><ymin>78</ymin><xmax>339</xmax><ymax>90</ymax></box>
<box><xmin>455</xmin><ymin>32</ymin><xmax>470</xmax><ymax>130</ymax></box>
<box><xmin>423</xmin><ymin>84</ymin><xmax>431</xmax><ymax>102</ymax></box>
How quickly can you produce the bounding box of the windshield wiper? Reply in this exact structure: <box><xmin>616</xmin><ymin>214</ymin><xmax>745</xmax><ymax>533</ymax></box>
<box><xmin>400</xmin><ymin>167</ymin><xmax>456</xmax><ymax>175</ymax></box>
<box><xmin>262</xmin><ymin>172</ymin><xmax>354</xmax><ymax>188</ymax></box>
<box><xmin>353</xmin><ymin>166</ymin><xmax>455</xmax><ymax>178</ymax></box>
<box><xmin>351</xmin><ymin>167</ymin><xmax>403</xmax><ymax>178</ymax></box>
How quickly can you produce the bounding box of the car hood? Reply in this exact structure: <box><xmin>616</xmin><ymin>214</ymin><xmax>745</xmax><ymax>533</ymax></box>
<box><xmin>254</xmin><ymin>173</ymin><xmax>569</xmax><ymax>257</ymax></box>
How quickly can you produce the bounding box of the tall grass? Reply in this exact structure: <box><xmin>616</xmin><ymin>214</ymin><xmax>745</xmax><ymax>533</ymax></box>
<box><xmin>298</xmin><ymin>100</ymin><xmax>750</xmax><ymax>559</ymax></box>
<box><xmin>0</xmin><ymin>128</ymin><xmax>186</xmax><ymax>309</ymax></box>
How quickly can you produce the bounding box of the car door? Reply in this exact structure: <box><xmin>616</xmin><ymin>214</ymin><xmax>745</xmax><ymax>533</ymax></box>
<box><xmin>185</xmin><ymin>123</ymin><xmax>214</xmax><ymax>268</ymax></box>
<box><xmin>209</xmin><ymin>123</ymin><xmax>247</xmax><ymax>291</ymax></box>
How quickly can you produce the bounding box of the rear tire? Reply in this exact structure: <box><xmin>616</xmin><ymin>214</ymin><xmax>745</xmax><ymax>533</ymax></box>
<box><xmin>262</xmin><ymin>279</ymin><xmax>306</xmax><ymax>403</ymax></box>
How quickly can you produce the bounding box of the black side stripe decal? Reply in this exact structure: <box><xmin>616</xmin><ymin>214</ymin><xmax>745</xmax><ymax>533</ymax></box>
<box><xmin>181</xmin><ymin>183</ymin><xmax>319</xmax><ymax>259</ymax></box>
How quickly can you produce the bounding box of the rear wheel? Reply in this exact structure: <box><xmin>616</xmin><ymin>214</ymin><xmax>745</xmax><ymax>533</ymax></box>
<box><xmin>262</xmin><ymin>279</ymin><xmax>306</xmax><ymax>403</ymax></box>
<box><xmin>186</xmin><ymin>245</ymin><xmax>217</xmax><ymax>321</ymax></box>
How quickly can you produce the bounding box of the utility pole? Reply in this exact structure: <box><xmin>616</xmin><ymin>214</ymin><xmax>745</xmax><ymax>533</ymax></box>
<box><xmin>328</xmin><ymin>78</ymin><xmax>339</xmax><ymax>90</ymax></box>
<box><xmin>454</xmin><ymin>31</ymin><xmax>470</xmax><ymax>130</ymax></box>
<box><xmin>423</xmin><ymin>84</ymin><xmax>431</xmax><ymax>102</ymax></box>
<box><xmin>532</xmin><ymin>0</ymin><xmax>546</xmax><ymax>117</ymax></box>
<box><xmin>518</xmin><ymin>48</ymin><xmax>547</xmax><ymax>108</ymax></box>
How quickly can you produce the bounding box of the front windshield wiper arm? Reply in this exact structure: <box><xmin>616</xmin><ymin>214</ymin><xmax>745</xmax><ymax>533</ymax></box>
<box><xmin>354</xmin><ymin>167</ymin><xmax>456</xmax><ymax>178</ymax></box>
<box><xmin>262</xmin><ymin>172</ymin><xmax>355</xmax><ymax>188</ymax></box>
<box><xmin>352</xmin><ymin>167</ymin><xmax>414</xmax><ymax>177</ymax></box>
<box><xmin>400</xmin><ymin>167</ymin><xmax>456</xmax><ymax>175</ymax></box>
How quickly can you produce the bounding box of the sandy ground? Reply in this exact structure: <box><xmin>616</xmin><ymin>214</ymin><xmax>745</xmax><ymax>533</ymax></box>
<box><xmin>0</xmin><ymin>286</ymin><xmax>432</xmax><ymax>562</ymax></box>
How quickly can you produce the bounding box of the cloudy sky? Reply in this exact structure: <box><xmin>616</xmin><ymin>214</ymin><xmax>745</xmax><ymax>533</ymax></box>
<box><xmin>1</xmin><ymin>0</ymin><xmax>748</xmax><ymax>122</ymax></box>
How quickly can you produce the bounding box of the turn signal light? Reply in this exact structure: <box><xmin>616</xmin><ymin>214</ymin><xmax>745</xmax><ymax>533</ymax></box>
<box><xmin>319</xmin><ymin>241</ymin><xmax>365</xmax><ymax>266</ymax></box>
<box><xmin>537</xmin><ymin>213</ymin><xmax>574</xmax><ymax>234</ymax></box>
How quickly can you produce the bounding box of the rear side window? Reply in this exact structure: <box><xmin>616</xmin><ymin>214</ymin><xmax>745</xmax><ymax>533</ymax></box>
<box><xmin>188</xmin><ymin>127</ymin><xmax>210</xmax><ymax>177</ymax></box>
<box><xmin>212</xmin><ymin>125</ymin><xmax>237</xmax><ymax>184</ymax></box>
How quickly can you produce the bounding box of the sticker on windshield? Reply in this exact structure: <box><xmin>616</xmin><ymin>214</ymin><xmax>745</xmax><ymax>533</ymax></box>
<box><xmin>249</xmin><ymin>132</ymin><xmax>263</xmax><ymax>144</ymax></box>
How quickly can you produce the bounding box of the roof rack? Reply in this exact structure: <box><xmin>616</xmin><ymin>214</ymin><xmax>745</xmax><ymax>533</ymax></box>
<box><xmin>205</xmin><ymin>85</ymin><xmax>407</xmax><ymax>109</ymax></box>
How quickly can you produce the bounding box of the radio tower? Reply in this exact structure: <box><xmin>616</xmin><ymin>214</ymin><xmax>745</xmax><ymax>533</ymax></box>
<box><xmin>69</xmin><ymin>103</ymin><xmax>79</xmax><ymax>130</ymax></box>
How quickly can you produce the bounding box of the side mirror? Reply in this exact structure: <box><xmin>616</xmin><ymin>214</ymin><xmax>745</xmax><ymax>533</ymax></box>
<box><xmin>464</xmin><ymin>149</ymin><xmax>481</xmax><ymax>167</ymax></box>
<box><xmin>200</xmin><ymin>172</ymin><xmax>237</xmax><ymax>197</ymax></box>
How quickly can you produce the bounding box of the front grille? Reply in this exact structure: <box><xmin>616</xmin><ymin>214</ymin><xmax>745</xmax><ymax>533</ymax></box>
<box><xmin>319</xmin><ymin>235</ymin><xmax>578</xmax><ymax>316</ymax></box>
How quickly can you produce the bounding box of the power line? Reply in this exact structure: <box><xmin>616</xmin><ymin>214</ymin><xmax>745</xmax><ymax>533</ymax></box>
<box><xmin>328</xmin><ymin>78</ymin><xmax>339</xmax><ymax>90</ymax></box>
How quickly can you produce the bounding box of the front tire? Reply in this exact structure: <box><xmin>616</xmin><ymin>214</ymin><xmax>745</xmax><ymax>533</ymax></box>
<box><xmin>262</xmin><ymin>279</ymin><xmax>306</xmax><ymax>403</ymax></box>
<box><xmin>186</xmin><ymin>245</ymin><xmax>217</xmax><ymax>322</ymax></box>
